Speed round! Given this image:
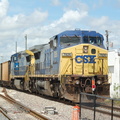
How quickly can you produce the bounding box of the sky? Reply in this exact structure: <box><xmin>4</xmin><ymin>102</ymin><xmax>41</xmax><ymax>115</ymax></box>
<box><xmin>0</xmin><ymin>0</ymin><xmax>120</xmax><ymax>61</ymax></box>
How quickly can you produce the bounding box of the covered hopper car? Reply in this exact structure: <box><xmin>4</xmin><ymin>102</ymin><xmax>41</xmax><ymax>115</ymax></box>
<box><xmin>0</xmin><ymin>30</ymin><xmax>109</xmax><ymax>102</ymax></box>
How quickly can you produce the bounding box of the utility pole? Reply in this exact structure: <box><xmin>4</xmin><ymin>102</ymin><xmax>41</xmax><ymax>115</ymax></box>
<box><xmin>25</xmin><ymin>34</ymin><xmax>27</xmax><ymax>50</ymax></box>
<box><xmin>16</xmin><ymin>41</ymin><xmax>17</xmax><ymax>53</ymax></box>
<box><xmin>105</xmin><ymin>30</ymin><xmax>109</xmax><ymax>50</ymax></box>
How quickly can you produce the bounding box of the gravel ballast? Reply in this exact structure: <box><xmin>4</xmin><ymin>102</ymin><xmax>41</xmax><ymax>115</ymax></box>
<box><xmin>0</xmin><ymin>87</ymin><xmax>73</xmax><ymax>120</ymax></box>
<box><xmin>0</xmin><ymin>87</ymin><xmax>119</xmax><ymax>120</ymax></box>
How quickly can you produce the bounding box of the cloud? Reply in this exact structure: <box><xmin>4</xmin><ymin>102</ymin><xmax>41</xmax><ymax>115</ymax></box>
<box><xmin>0</xmin><ymin>0</ymin><xmax>48</xmax><ymax>59</ymax></box>
<box><xmin>92</xmin><ymin>0</ymin><xmax>104</xmax><ymax>9</ymax></box>
<box><xmin>87</xmin><ymin>16</ymin><xmax>109</xmax><ymax>29</ymax></box>
<box><xmin>84</xmin><ymin>15</ymin><xmax>120</xmax><ymax>49</ymax></box>
<box><xmin>22</xmin><ymin>9</ymin><xmax>88</xmax><ymax>47</ymax></box>
<box><xmin>0</xmin><ymin>9</ymin><xmax>48</xmax><ymax>57</ymax></box>
<box><xmin>0</xmin><ymin>0</ymin><xmax>9</xmax><ymax>18</ymax></box>
<box><xmin>0</xmin><ymin>9</ymin><xmax>48</xmax><ymax>30</ymax></box>
<box><xmin>66</xmin><ymin>0</ymin><xmax>88</xmax><ymax>12</ymax></box>
<box><xmin>51</xmin><ymin>0</ymin><xmax>60</xmax><ymax>6</ymax></box>
<box><xmin>0</xmin><ymin>0</ymin><xmax>89</xmax><ymax>59</ymax></box>
<box><xmin>57</xmin><ymin>10</ymin><xmax>87</xmax><ymax>24</ymax></box>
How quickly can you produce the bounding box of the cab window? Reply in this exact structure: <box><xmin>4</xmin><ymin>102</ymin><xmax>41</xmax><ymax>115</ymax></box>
<box><xmin>11</xmin><ymin>56</ymin><xmax>17</xmax><ymax>61</ymax></box>
<box><xmin>83</xmin><ymin>36</ymin><xmax>102</xmax><ymax>45</ymax></box>
<box><xmin>60</xmin><ymin>35</ymin><xmax>81</xmax><ymax>46</ymax></box>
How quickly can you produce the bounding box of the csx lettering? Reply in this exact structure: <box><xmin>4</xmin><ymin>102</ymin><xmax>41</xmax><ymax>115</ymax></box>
<box><xmin>75</xmin><ymin>55</ymin><xmax>96</xmax><ymax>63</ymax></box>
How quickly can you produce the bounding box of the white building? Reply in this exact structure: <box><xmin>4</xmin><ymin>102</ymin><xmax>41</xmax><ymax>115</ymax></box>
<box><xmin>108</xmin><ymin>50</ymin><xmax>120</xmax><ymax>98</ymax></box>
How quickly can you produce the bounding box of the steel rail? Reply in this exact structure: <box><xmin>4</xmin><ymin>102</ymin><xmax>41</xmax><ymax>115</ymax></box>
<box><xmin>0</xmin><ymin>106</ymin><xmax>13</xmax><ymax>120</ymax></box>
<box><xmin>1</xmin><ymin>88</ymin><xmax>50</xmax><ymax>120</ymax></box>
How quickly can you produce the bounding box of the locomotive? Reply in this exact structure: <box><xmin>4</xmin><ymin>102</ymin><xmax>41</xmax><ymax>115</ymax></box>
<box><xmin>0</xmin><ymin>30</ymin><xmax>109</xmax><ymax>102</ymax></box>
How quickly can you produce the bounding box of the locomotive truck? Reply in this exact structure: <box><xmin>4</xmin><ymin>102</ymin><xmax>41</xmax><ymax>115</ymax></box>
<box><xmin>0</xmin><ymin>29</ymin><xmax>109</xmax><ymax>102</ymax></box>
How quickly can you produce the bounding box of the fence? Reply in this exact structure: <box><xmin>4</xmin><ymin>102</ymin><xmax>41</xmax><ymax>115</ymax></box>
<box><xmin>79</xmin><ymin>92</ymin><xmax>120</xmax><ymax>120</ymax></box>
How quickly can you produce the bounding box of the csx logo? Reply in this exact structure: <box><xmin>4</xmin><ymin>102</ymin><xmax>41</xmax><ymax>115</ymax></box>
<box><xmin>75</xmin><ymin>55</ymin><xmax>96</xmax><ymax>63</ymax></box>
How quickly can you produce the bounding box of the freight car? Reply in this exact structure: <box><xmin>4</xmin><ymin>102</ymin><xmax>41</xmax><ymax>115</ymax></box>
<box><xmin>0</xmin><ymin>30</ymin><xmax>109</xmax><ymax>102</ymax></box>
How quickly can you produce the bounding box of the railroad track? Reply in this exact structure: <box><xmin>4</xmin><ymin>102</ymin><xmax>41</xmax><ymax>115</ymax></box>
<box><xmin>32</xmin><ymin>89</ymin><xmax>120</xmax><ymax>119</ymax></box>
<box><xmin>0</xmin><ymin>106</ymin><xmax>12</xmax><ymax>120</ymax></box>
<box><xmin>2</xmin><ymin>87</ymin><xmax>120</xmax><ymax>120</ymax></box>
<box><xmin>0</xmin><ymin>88</ymin><xmax>50</xmax><ymax>120</ymax></box>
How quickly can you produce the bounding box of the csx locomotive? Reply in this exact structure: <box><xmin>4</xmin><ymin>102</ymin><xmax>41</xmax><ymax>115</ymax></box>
<box><xmin>0</xmin><ymin>30</ymin><xmax>109</xmax><ymax>102</ymax></box>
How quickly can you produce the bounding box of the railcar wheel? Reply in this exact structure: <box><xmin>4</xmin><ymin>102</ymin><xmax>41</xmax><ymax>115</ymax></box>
<box><xmin>10</xmin><ymin>79</ymin><xmax>16</xmax><ymax>89</ymax></box>
<box><xmin>29</xmin><ymin>80</ymin><xmax>33</xmax><ymax>92</ymax></box>
<box><xmin>20</xmin><ymin>80</ymin><xmax>24</xmax><ymax>90</ymax></box>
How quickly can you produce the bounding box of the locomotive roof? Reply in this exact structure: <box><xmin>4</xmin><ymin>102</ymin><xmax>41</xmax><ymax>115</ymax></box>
<box><xmin>57</xmin><ymin>30</ymin><xmax>103</xmax><ymax>38</ymax></box>
<box><xmin>29</xmin><ymin>44</ymin><xmax>47</xmax><ymax>52</ymax></box>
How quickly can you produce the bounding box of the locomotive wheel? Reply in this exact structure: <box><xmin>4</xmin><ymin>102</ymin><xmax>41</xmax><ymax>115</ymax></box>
<box><xmin>29</xmin><ymin>79</ymin><xmax>37</xmax><ymax>93</ymax></box>
<box><xmin>29</xmin><ymin>80</ymin><xmax>33</xmax><ymax>92</ymax></box>
<box><xmin>10</xmin><ymin>79</ymin><xmax>16</xmax><ymax>89</ymax></box>
<box><xmin>52</xmin><ymin>91</ymin><xmax>59</xmax><ymax>98</ymax></box>
<box><xmin>20</xmin><ymin>80</ymin><xmax>24</xmax><ymax>90</ymax></box>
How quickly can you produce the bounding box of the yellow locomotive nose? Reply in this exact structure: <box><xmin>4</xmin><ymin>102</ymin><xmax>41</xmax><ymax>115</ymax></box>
<box><xmin>60</xmin><ymin>43</ymin><xmax>108</xmax><ymax>76</ymax></box>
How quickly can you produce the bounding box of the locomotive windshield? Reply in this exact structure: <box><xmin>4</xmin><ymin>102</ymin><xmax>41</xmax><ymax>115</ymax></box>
<box><xmin>60</xmin><ymin>35</ymin><xmax>80</xmax><ymax>46</ymax></box>
<box><xmin>83</xmin><ymin>36</ymin><xmax>102</xmax><ymax>45</ymax></box>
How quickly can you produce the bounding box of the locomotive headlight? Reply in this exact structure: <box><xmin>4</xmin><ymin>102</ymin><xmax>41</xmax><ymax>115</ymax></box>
<box><xmin>75</xmin><ymin>80</ymin><xmax>80</xmax><ymax>84</ymax></box>
<box><xmin>97</xmin><ymin>80</ymin><xmax>102</xmax><ymax>84</ymax></box>
<box><xmin>83</xmin><ymin>46</ymin><xmax>88</xmax><ymax>53</ymax></box>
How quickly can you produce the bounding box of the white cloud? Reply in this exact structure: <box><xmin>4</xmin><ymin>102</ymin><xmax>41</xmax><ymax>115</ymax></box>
<box><xmin>84</xmin><ymin>15</ymin><xmax>120</xmax><ymax>49</ymax></box>
<box><xmin>0</xmin><ymin>0</ymin><xmax>9</xmax><ymax>18</ymax></box>
<box><xmin>66</xmin><ymin>0</ymin><xmax>88</xmax><ymax>12</ymax></box>
<box><xmin>0</xmin><ymin>8</ymin><xmax>48</xmax><ymax>57</ymax></box>
<box><xmin>58</xmin><ymin>10</ymin><xmax>87</xmax><ymax>23</ymax></box>
<box><xmin>0</xmin><ymin>10</ymin><xmax>48</xmax><ymax>30</ymax></box>
<box><xmin>51</xmin><ymin>0</ymin><xmax>60</xmax><ymax>6</ymax></box>
<box><xmin>22</xmin><ymin>9</ymin><xmax>88</xmax><ymax>47</ymax></box>
<box><xmin>0</xmin><ymin>0</ymin><xmax>48</xmax><ymax>59</ymax></box>
<box><xmin>88</xmin><ymin>16</ymin><xmax>109</xmax><ymax>29</ymax></box>
<box><xmin>0</xmin><ymin>0</ymin><xmax>89</xmax><ymax>59</ymax></box>
<box><xmin>92</xmin><ymin>0</ymin><xmax>104</xmax><ymax>9</ymax></box>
